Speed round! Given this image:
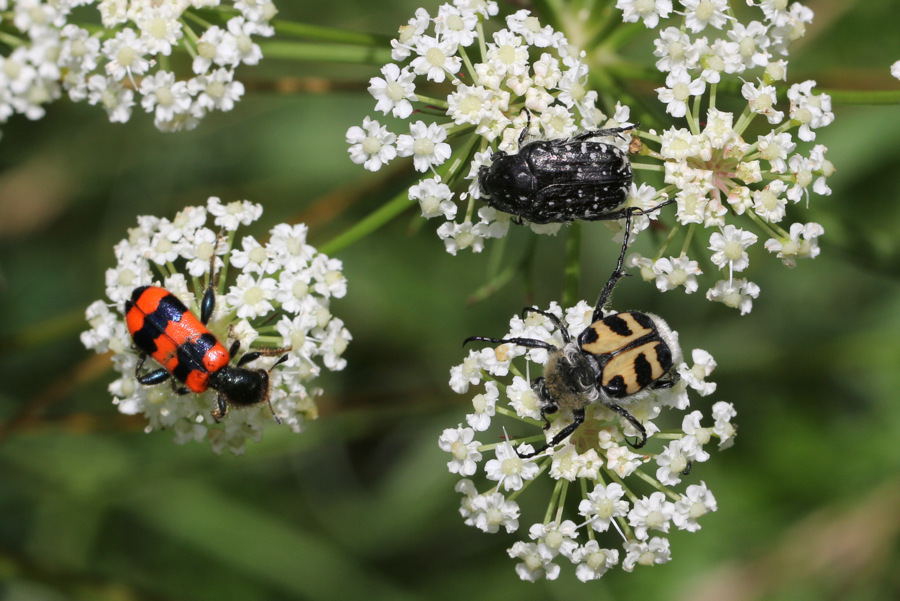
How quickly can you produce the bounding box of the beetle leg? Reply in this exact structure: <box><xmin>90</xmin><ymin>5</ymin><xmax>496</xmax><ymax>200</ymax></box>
<box><xmin>592</xmin><ymin>210</ymin><xmax>635</xmax><ymax>321</ymax></box>
<box><xmin>570</xmin><ymin>124</ymin><xmax>638</xmax><ymax>142</ymax></box>
<box><xmin>604</xmin><ymin>401</ymin><xmax>647</xmax><ymax>448</ymax></box>
<box><xmin>236</xmin><ymin>347</ymin><xmax>291</xmax><ymax>367</ymax></box>
<box><xmin>463</xmin><ymin>335</ymin><xmax>556</xmax><ymax>351</ymax></box>
<box><xmin>134</xmin><ymin>353</ymin><xmax>172</xmax><ymax>386</ymax></box>
<box><xmin>200</xmin><ymin>228</ymin><xmax>227</xmax><ymax>324</ymax></box>
<box><xmin>592</xmin><ymin>199</ymin><xmax>677</xmax><ymax>321</ymax></box>
<box><xmin>211</xmin><ymin>394</ymin><xmax>227</xmax><ymax>422</ymax></box>
<box><xmin>517</xmin><ymin>108</ymin><xmax>532</xmax><ymax>147</ymax></box>
<box><xmin>516</xmin><ymin>407</ymin><xmax>585</xmax><ymax>459</ymax></box>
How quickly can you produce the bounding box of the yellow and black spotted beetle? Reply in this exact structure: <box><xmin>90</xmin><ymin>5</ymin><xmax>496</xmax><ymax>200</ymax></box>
<box><xmin>465</xmin><ymin>212</ymin><xmax>681</xmax><ymax>458</ymax></box>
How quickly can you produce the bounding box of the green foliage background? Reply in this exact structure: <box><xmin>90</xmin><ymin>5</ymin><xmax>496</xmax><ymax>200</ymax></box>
<box><xmin>1</xmin><ymin>1</ymin><xmax>900</xmax><ymax>599</ymax></box>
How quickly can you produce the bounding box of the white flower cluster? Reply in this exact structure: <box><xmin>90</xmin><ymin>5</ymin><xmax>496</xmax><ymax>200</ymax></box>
<box><xmin>441</xmin><ymin>301</ymin><xmax>736</xmax><ymax>581</ymax></box>
<box><xmin>346</xmin><ymin>1</ymin><xmax>636</xmax><ymax>254</ymax></box>
<box><xmin>615</xmin><ymin>0</ymin><xmax>833</xmax><ymax>313</ymax></box>
<box><xmin>81</xmin><ymin>196</ymin><xmax>351</xmax><ymax>455</ymax></box>
<box><xmin>0</xmin><ymin>0</ymin><xmax>275</xmax><ymax>135</ymax></box>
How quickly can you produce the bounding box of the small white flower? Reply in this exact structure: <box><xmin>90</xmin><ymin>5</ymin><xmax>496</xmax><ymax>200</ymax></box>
<box><xmin>622</xmin><ymin>537</ymin><xmax>671</xmax><ymax>571</ymax></box>
<box><xmin>409</xmin><ymin>177</ymin><xmax>457</xmax><ymax>220</ymax></box>
<box><xmin>435</xmin><ymin>4</ymin><xmax>478</xmax><ymax>47</ymax></box>
<box><xmin>396</xmin><ymin>120</ymin><xmax>452</xmax><ymax>172</ymax></box>
<box><xmin>764</xmin><ymin>221</ymin><xmax>824</xmax><ymax>267</ymax></box>
<box><xmin>572</xmin><ymin>542</ymin><xmax>619</xmax><ymax>581</ymax></box>
<box><xmin>368</xmin><ymin>63</ymin><xmax>417</xmax><ymax>119</ymax></box>
<box><xmin>466</xmin><ymin>381</ymin><xmax>498</xmax><ymax>431</ymax></box>
<box><xmin>743</xmin><ymin>82</ymin><xmax>784</xmax><ymax>124</ymax></box>
<box><xmin>680</xmin><ymin>0</ymin><xmax>731</xmax><ymax>33</ymax></box>
<box><xmin>680</xmin><ymin>348</ymin><xmax>718</xmax><ymax>395</ymax></box>
<box><xmin>578</xmin><ymin>482</ymin><xmax>629</xmax><ymax>532</ymax></box>
<box><xmin>656</xmin><ymin>67</ymin><xmax>705</xmax><ymax>117</ymax></box>
<box><xmin>673</xmin><ymin>482</ymin><xmax>717</xmax><ymax>531</ymax></box>
<box><xmin>655</xmin><ymin>438</ymin><xmax>691</xmax><ymax>485</ymax></box>
<box><xmin>706</xmin><ymin>278</ymin><xmax>760</xmax><ymax>314</ymax></box>
<box><xmin>653</xmin><ymin>255</ymin><xmax>701</xmax><ymax>293</ymax></box>
<box><xmin>226</xmin><ymin>273</ymin><xmax>277</xmax><ymax>319</ymax></box>
<box><xmin>508</xmin><ymin>541</ymin><xmax>561</xmax><ymax>582</ymax></box>
<box><xmin>208</xmin><ymin>197</ymin><xmax>263</xmax><ymax>230</ymax></box>
<box><xmin>628</xmin><ymin>492</ymin><xmax>675</xmax><ymax>540</ymax></box>
<box><xmin>103</xmin><ymin>28</ymin><xmax>152</xmax><ymax>81</ymax></box>
<box><xmin>653</xmin><ymin>26</ymin><xmax>695</xmax><ymax>72</ymax></box>
<box><xmin>139</xmin><ymin>70</ymin><xmax>192</xmax><ymax>125</ymax></box>
<box><xmin>470</xmin><ymin>491</ymin><xmax>520</xmax><ymax>533</ymax></box>
<box><xmin>752</xmin><ymin>179</ymin><xmax>788</xmax><ymax>222</ymax></box>
<box><xmin>188</xmin><ymin>68</ymin><xmax>245</xmax><ymax>115</ymax></box>
<box><xmin>409</xmin><ymin>35</ymin><xmax>461</xmax><ymax>83</ymax></box>
<box><xmin>346</xmin><ymin>116</ymin><xmax>397</xmax><ymax>172</ymax></box>
<box><xmin>617</xmin><ymin>0</ymin><xmax>673</xmax><ymax>28</ymax></box>
<box><xmin>485</xmin><ymin>441</ymin><xmax>540</xmax><ymax>491</ymax></box>
<box><xmin>708</xmin><ymin>225</ymin><xmax>757</xmax><ymax>272</ymax></box>
<box><xmin>788</xmin><ymin>80</ymin><xmax>834</xmax><ymax>142</ymax></box>
<box><xmin>439</xmin><ymin>426</ymin><xmax>483</xmax><ymax>476</ymax></box>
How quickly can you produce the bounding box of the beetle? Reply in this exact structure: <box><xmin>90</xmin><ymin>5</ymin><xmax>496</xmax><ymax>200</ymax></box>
<box><xmin>478</xmin><ymin>119</ymin><xmax>673</xmax><ymax>224</ymax></box>
<box><xmin>125</xmin><ymin>253</ymin><xmax>288</xmax><ymax>423</ymax></box>
<box><xmin>464</xmin><ymin>213</ymin><xmax>681</xmax><ymax>458</ymax></box>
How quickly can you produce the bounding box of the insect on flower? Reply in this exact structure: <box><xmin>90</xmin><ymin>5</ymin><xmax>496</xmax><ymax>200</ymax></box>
<box><xmin>464</xmin><ymin>213</ymin><xmax>681</xmax><ymax>457</ymax></box>
<box><xmin>125</xmin><ymin>245</ymin><xmax>289</xmax><ymax>423</ymax></box>
<box><xmin>478</xmin><ymin>116</ymin><xmax>673</xmax><ymax>225</ymax></box>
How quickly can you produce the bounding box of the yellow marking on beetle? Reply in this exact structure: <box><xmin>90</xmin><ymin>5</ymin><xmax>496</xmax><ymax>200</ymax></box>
<box><xmin>600</xmin><ymin>340</ymin><xmax>668</xmax><ymax>396</ymax></box>
<box><xmin>581</xmin><ymin>312</ymin><xmax>656</xmax><ymax>355</ymax></box>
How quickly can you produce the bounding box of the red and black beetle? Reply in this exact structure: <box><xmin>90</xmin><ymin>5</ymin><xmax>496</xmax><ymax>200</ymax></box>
<box><xmin>125</xmin><ymin>274</ymin><xmax>287</xmax><ymax>422</ymax></box>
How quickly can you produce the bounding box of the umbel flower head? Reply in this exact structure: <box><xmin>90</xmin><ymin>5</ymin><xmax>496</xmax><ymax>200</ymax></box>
<box><xmin>621</xmin><ymin>0</ymin><xmax>834</xmax><ymax>313</ymax></box>
<box><xmin>443</xmin><ymin>300</ymin><xmax>736</xmax><ymax>581</ymax></box>
<box><xmin>348</xmin><ymin>0</ymin><xmax>834</xmax><ymax>314</ymax></box>
<box><xmin>0</xmin><ymin>0</ymin><xmax>275</xmax><ymax>135</ymax></box>
<box><xmin>81</xmin><ymin>197</ymin><xmax>351</xmax><ymax>455</ymax></box>
<box><xmin>346</xmin><ymin>0</ymin><xmax>640</xmax><ymax>254</ymax></box>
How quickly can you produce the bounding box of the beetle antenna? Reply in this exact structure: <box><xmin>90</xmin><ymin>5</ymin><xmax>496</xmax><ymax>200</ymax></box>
<box><xmin>463</xmin><ymin>335</ymin><xmax>556</xmax><ymax>351</ymax></box>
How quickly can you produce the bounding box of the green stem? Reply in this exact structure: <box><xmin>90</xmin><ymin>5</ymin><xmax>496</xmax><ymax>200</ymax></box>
<box><xmin>555</xmin><ymin>480</ymin><xmax>569</xmax><ymax>524</ymax></box>
<box><xmin>318</xmin><ymin>190</ymin><xmax>410</xmax><ymax>256</ymax></box>
<box><xmin>273</xmin><ymin>20</ymin><xmax>391</xmax><ymax>46</ymax></box>
<box><xmin>0</xmin><ymin>30</ymin><xmax>25</xmax><ymax>48</ymax></box>
<box><xmin>822</xmin><ymin>89</ymin><xmax>900</xmax><ymax>105</ymax></box>
<box><xmin>545</xmin><ymin>478</ymin><xmax>566</xmax><ymax>524</ymax></box>
<box><xmin>257</xmin><ymin>41</ymin><xmax>392</xmax><ymax>64</ymax></box>
<box><xmin>591</xmin><ymin>20</ymin><xmax>646</xmax><ymax>52</ymax></box>
<box><xmin>562</xmin><ymin>222</ymin><xmax>582</xmax><ymax>307</ymax></box>
<box><xmin>414</xmin><ymin>94</ymin><xmax>450</xmax><ymax>109</ymax></box>
<box><xmin>182</xmin><ymin>9</ymin><xmax>215</xmax><ymax>30</ymax></box>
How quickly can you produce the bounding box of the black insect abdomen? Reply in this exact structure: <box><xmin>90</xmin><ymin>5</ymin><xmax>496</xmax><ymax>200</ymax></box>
<box><xmin>529</xmin><ymin>142</ymin><xmax>631</xmax><ymax>222</ymax></box>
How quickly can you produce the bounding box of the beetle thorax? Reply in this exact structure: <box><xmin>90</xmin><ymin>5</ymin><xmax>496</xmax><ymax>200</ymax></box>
<box><xmin>208</xmin><ymin>366</ymin><xmax>269</xmax><ymax>406</ymax></box>
<box><xmin>542</xmin><ymin>342</ymin><xmax>600</xmax><ymax>410</ymax></box>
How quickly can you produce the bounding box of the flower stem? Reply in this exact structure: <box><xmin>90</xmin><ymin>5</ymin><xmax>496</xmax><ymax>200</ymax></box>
<box><xmin>318</xmin><ymin>190</ymin><xmax>410</xmax><ymax>256</ymax></box>
<box><xmin>823</xmin><ymin>89</ymin><xmax>900</xmax><ymax>105</ymax></box>
<box><xmin>562</xmin><ymin>222</ymin><xmax>582</xmax><ymax>307</ymax></box>
<box><xmin>273</xmin><ymin>20</ymin><xmax>391</xmax><ymax>46</ymax></box>
<box><xmin>257</xmin><ymin>41</ymin><xmax>392</xmax><ymax>64</ymax></box>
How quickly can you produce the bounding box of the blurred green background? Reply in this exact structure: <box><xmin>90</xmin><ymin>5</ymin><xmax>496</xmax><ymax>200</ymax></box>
<box><xmin>2</xmin><ymin>0</ymin><xmax>900</xmax><ymax>599</ymax></box>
